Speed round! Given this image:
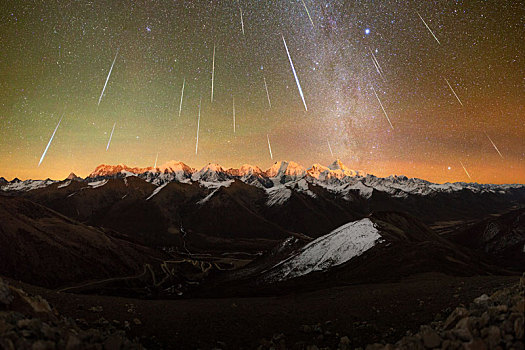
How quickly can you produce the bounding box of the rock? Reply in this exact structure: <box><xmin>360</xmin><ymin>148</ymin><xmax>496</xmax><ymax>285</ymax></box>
<box><xmin>455</xmin><ymin>317</ymin><xmax>471</xmax><ymax>331</ymax></box>
<box><xmin>486</xmin><ymin>326</ymin><xmax>501</xmax><ymax>348</ymax></box>
<box><xmin>0</xmin><ymin>278</ymin><xmax>14</xmax><ymax>305</ymax></box>
<box><xmin>88</xmin><ymin>306</ymin><xmax>103</xmax><ymax>313</ymax></box>
<box><xmin>103</xmin><ymin>335</ymin><xmax>123</xmax><ymax>350</ymax></box>
<box><xmin>420</xmin><ymin>326</ymin><xmax>441</xmax><ymax>348</ymax></box>
<box><xmin>444</xmin><ymin>308</ymin><xmax>469</xmax><ymax>330</ymax></box>
<box><xmin>480</xmin><ymin>312</ymin><xmax>490</xmax><ymax>328</ymax></box>
<box><xmin>0</xmin><ymin>338</ymin><xmax>15</xmax><ymax>350</ymax></box>
<box><xmin>31</xmin><ymin>340</ymin><xmax>55</xmax><ymax>350</ymax></box>
<box><xmin>132</xmin><ymin>318</ymin><xmax>142</xmax><ymax>325</ymax></box>
<box><xmin>301</xmin><ymin>325</ymin><xmax>312</xmax><ymax>333</ymax></box>
<box><xmin>65</xmin><ymin>334</ymin><xmax>81</xmax><ymax>350</ymax></box>
<box><xmin>474</xmin><ymin>294</ymin><xmax>490</xmax><ymax>305</ymax></box>
<box><xmin>515</xmin><ymin>317</ymin><xmax>524</xmax><ymax>339</ymax></box>
<box><xmin>464</xmin><ymin>338</ymin><xmax>487</xmax><ymax>350</ymax></box>
<box><xmin>339</xmin><ymin>336</ymin><xmax>351</xmax><ymax>350</ymax></box>
<box><xmin>216</xmin><ymin>340</ymin><xmax>227</xmax><ymax>349</ymax></box>
<box><xmin>452</xmin><ymin>328</ymin><xmax>472</xmax><ymax>342</ymax></box>
<box><xmin>514</xmin><ymin>300</ymin><xmax>525</xmax><ymax>313</ymax></box>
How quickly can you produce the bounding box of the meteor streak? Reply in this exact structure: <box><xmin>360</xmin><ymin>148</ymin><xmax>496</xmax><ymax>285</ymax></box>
<box><xmin>232</xmin><ymin>96</ymin><xmax>236</xmax><ymax>133</ymax></box>
<box><xmin>154</xmin><ymin>152</ymin><xmax>158</xmax><ymax>168</ymax></box>
<box><xmin>484</xmin><ymin>132</ymin><xmax>504</xmax><ymax>159</ymax></box>
<box><xmin>369</xmin><ymin>49</ymin><xmax>384</xmax><ymax>78</ymax></box>
<box><xmin>371</xmin><ymin>87</ymin><xmax>394</xmax><ymax>130</ymax></box>
<box><xmin>282</xmin><ymin>35</ymin><xmax>308</xmax><ymax>111</ymax></box>
<box><xmin>301</xmin><ymin>0</ymin><xmax>314</xmax><ymax>28</ymax></box>
<box><xmin>38</xmin><ymin>115</ymin><xmax>63</xmax><ymax>167</ymax></box>
<box><xmin>178</xmin><ymin>78</ymin><xmax>185</xmax><ymax>117</ymax></box>
<box><xmin>106</xmin><ymin>122</ymin><xmax>116</xmax><ymax>151</ymax></box>
<box><xmin>327</xmin><ymin>140</ymin><xmax>334</xmax><ymax>157</ymax></box>
<box><xmin>444</xmin><ymin>77</ymin><xmax>463</xmax><ymax>106</ymax></box>
<box><xmin>97</xmin><ymin>48</ymin><xmax>119</xmax><ymax>106</ymax></box>
<box><xmin>417</xmin><ymin>12</ymin><xmax>441</xmax><ymax>45</ymax></box>
<box><xmin>267</xmin><ymin>134</ymin><xmax>273</xmax><ymax>160</ymax></box>
<box><xmin>196</xmin><ymin>97</ymin><xmax>202</xmax><ymax>155</ymax></box>
<box><xmin>211</xmin><ymin>44</ymin><xmax>215</xmax><ymax>103</ymax></box>
<box><xmin>238</xmin><ymin>1</ymin><xmax>245</xmax><ymax>35</ymax></box>
<box><xmin>263</xmin><ymin>76</ymin><xmax>272</xmax><ymax>109</ymax></box>
<box><xmin>460</xmin><ymin>161</ymin><xmax>472</xmax><ymax>180</ymax></box>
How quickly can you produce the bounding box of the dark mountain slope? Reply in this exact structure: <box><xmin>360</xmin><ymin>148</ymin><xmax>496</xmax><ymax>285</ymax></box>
<box><xmin>0</xmin><ymin>195</ymin><xmax>167</xmax><ymax>288</ymax></box>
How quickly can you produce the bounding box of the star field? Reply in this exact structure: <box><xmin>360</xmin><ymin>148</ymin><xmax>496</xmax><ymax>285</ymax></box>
<box><xmin>0</xmin><ymin>0</ymin><xmax>523</xmax><ymax>183</ymax></box>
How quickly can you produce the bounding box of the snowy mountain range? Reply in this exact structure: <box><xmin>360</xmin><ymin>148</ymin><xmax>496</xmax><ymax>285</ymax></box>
<box><xmin>2</xmin><ymin>160</ymin><xmax>522</xmax><ymax>201</ymax></box>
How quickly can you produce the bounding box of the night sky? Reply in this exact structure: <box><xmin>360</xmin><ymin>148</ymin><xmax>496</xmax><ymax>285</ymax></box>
<box><xmin>1</xmin><ymin>0</ymin><xmax>523</xmax><ymax>183</ymax></box>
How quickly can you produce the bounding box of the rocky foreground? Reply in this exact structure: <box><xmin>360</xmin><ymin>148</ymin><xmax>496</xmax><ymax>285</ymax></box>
<box><xmin>1</xmin><ymin>275</ymin><xmax>524</xmax><ymax>350</ymax></box>
<box><xmin>257</xmin><ymin>274</ymin><xmax>525</xmax><ymax>350</ymax></box>
<box><xmin>0</xmin><ymin>278</ymin><xmax>146</xmax><ymax>349</ymax></box>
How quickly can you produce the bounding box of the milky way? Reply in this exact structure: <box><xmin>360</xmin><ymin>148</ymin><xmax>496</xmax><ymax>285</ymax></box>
<box><xmin>0</xmin><ymin>1</ymin><xmax>523</xmax><ymax>183</ymax></box>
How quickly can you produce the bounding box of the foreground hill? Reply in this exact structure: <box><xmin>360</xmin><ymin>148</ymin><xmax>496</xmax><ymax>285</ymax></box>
<box><xmin>194</xmin><ymin>211</ymin><xmax>517</xmax><ymax>298</ymax></box>
<box><xmin>0</xmin><ymin>195</ymin><xmax>167</xmax><ymax>289</ymax></box>
<box><xmin>446</xmin><ymin>208</ymin><xmax>525</xmax><ymax>270</ymax></box>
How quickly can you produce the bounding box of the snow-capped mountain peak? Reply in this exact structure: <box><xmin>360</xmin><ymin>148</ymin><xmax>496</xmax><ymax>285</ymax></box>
<box><xmin>191</xmin><ymin>163</ymin><xmax>231</xmax><ymax>182</ymax></box>
<box><xmin>89</xmin><ymin>164</ymin><xmax>151</xmax><ymax>178</ymax></box>
<box><xmin>265</xmin><ymin>218</ymin><xmax>384</xmax><ymax>281</ymax></box>
<box><xmin>157</xmin><ymin>161</ymin><xmax>194</xmax><ymax>174</ymax></box>
<box><xmin>237</xmin><ymin>164</ymin><xmax>264</xmax><ymax>176</ymax></box>
<box><xmin>327</xmin><ymin>159</ymin><xmax>360</xmax><ymax>177</ymax></box>
<box><xmin>265</xmin><ymin>161</ymin><xmax>306</xmax><ymax>178</ymax></box>
<box><xmin>65</xmin><ymin>172</ymin><xmax>82</xmax><ymax>181</ymax></box>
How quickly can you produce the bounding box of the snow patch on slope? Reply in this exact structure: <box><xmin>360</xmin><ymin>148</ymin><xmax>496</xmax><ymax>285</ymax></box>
<box><xmin>146</xmin><ymin>183</ymin><xmax>168</xmax><ymax>200</ymax></box>
<box><xmin>88</xmin><ymin>180</ymin><xmax>108</xmax><ymax>188</ymax></box>
<box><xmin>196</xmin><ymin>180</ymin><xmax>234</xmax><ymax>203</ymax></box>
<box><xmin>197</xmin><ymin>187</ymin><xmax>220</xmax><ymax>205</ymax></box>
<box><xmin>265</xmin><ymin>218</ymin><xmax>383</xmax><ymax>281</ymax></box>
<box><xmin>57</xmin><ymin>180</ymin><xmax>72</xmax><ymax>189</ymax></box>
<box><xmin>1</xmin><ymin>179</ymin><xmax>57</xmax><ymax>192</ymax></box>
<box><xmin>266</xmin><ymin>186</ymin><xmax>292</xmax><ymax>206</ymax></box>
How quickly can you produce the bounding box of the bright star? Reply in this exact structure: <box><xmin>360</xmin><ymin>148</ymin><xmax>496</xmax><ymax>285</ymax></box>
<box><xmin>365</xmin><ymin>28</ymin><xmax>370</xmax><ymax>35</ymax></box>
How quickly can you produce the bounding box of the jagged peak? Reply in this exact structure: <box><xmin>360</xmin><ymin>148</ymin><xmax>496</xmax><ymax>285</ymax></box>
<box><xmin>157</xmin><ymin>161</ymin><xmax>194</xmax><ymax>173</ymax></box>
<box><xmin>265</xmin><ymin>161</ymin><xmax>306</xmax><ymax>178</ymax></box>
<box><xmin>228</xmin><ymin>164</ymin><xmax>264</xmax><ymax>176</ymax></box>
<box><xmin>199</xmin><ymin>163</ymin><xmax>225</xmax><ymax>173</ymax></box>
<box><xmin>66</xmin><ymin>172</ymin><xmax>82</xmax><ymax>181</ymax></box>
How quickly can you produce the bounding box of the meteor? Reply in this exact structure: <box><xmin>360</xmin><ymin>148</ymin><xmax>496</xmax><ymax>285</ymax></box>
<box><xmin>371</xmin><ymin>86</ymin><xmax>394</xmax><ymax>130</ymax></box>
<box><xmin>178</xmin><ymin>78</ymin><xmax>185</xmax><ymax>117</ymax></box>
<box><xmin>38</xmin><ymin>115</ymin><xmax>63</xmax><ymax>167</ymax></box>
<box><xmin>484</xmin><ymin>132</ymin><xmax>504</xmax><ymax>159</ymax></box>
<box><xmin>211</xmin><ymin>44</ymin><xmax>215</xmax><ymax>103</ymax></box>
<box><xmin>263</xmin><ymin>76</ymin><xmax>272</xmax><ymax>109</ymax></box>
<box><xmin>154</xmin><ymin>152</ymin><xmax>158</xmax><ymax>168</ymax></box>
<box><xmin>97</xmin><ymin>48</ymin><xmax>119</xmax><ymax>106</ymax></box>
<box><xmin>196</xmin><ymin>97</ymin><xmax>202</xmax><ymax>155</ymax></box>
<box><xmin>232</xmin><ymin>96</ymin><xmax>236</xmax><ymax>133</ymax></box>
<box><xmin>444</xmin><ymin>77</ymin><xmax>463</xmax><ymax>106</ymax></box>
<box><xmin>106</xmin><ymin>122</ymin><xmax>116</xmax><ymax>151</ymax></box>
<box><xmin>301</xmin><ymin>0</ymin><xmax>314</xmax><ymax>28</ymax></box>
<box><xmin>417</xmin><ymin>12</ymin><xmax>441</xmax><ymax>45</ymax></box>
<box><xmin>460</xmin><ymin>161</ymin><xmax>472</xmax><ymax>180</ymax></box>
<box><xmin>369</xmin><ymin>48</ymin><xmax>384</xmax><ymax>78</ymax></box>
<box><xmin>267</xmin><ymin>134</ymin><xmax>273</xmax><ymax>160</ymax></box>
<box><xmin>239</xmin><ymin>1</ymin><xmax>245</xmax><ymax>35</ymax></box>
<box><xmin>282</xmin><ymin>35</ymin><xmax>308</xmax><ymax>111</ymax></box>
<box><xmin>327</xmin><ymin>139</ymin><xmax>334</xmax><ymax>157</ymax></box>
